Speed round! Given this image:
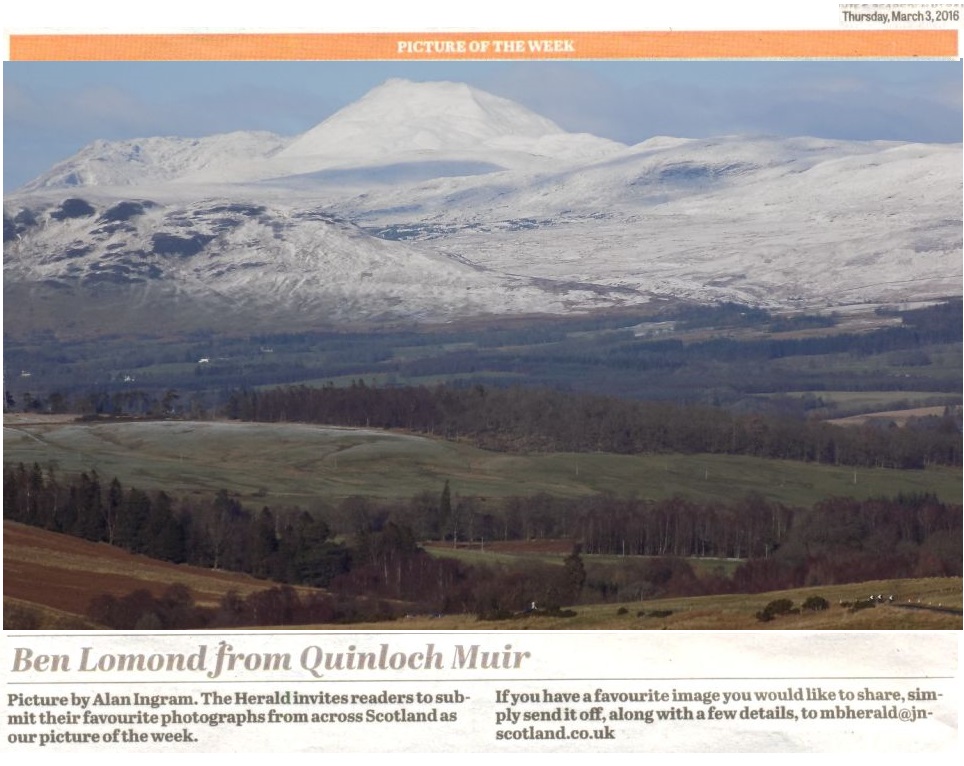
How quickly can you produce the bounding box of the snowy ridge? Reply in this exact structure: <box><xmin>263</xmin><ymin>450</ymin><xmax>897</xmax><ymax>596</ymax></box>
<box><xmin>4</xmin><ymin>79</ymin><xmax>961</xmax><ymax>334</ymax></box>
<box><xmin>2</xmin><ymin>196</ymin><xmax>619</xmax><ymax>327</ymax></box>
<box><xmin>22</xmin><ymin>79</ymin><xmax>626</xmax><ymax>190</ymax></box>
<box><xmin>21</xmin><ymin>132</ymin><xmax>291</xmax><ymax>191</ymax></box>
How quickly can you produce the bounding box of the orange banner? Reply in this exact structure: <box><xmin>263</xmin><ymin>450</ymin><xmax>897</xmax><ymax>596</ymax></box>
<box><xmin>9</xmin><ymin>30</ymin><xmax>959</xmax><ymax>61</ymax></box>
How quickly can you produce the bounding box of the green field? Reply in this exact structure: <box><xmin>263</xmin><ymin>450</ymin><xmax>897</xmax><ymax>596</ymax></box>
<box><xmin>4</xmin><ymin>417</ymin><xmax>960</xmax><ymax>507</ymax></box>
<box><xmin>759</xmin><ymin>390</ymin><xmax>960</xmax><ymax>412</ymax></box>
<box><xmin>425</xmin><ymin>544</ymin><xmax>745</xmax><ymax>579</ymax></box>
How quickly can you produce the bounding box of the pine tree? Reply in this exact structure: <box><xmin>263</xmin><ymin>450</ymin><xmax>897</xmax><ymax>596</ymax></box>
<box><xmin>562</xmin><ymin>545</ymin><xmax>587</xmax><ymax>604</ymax></box>
<box><xmin>437</xmin><ymin>480</ymin><xmax>452</xmax><ymax>541</ymax></box>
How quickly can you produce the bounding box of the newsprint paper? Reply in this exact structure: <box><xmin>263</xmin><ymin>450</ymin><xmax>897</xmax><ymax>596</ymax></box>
<box><xmin>1</xmin><ymin>631</ymin><xmax>959</xmax><ymax>752</ymax></box>
<box><xmin>2</xmin><ymin>1</ymin><xmax>962</xmax><ymax>756</ymax></box>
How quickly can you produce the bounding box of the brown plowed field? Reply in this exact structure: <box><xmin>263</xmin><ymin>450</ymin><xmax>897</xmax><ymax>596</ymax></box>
<box><xmin>4</xmin><ymin>520</ymin><xmax>276</xmax><ymax>619</ymax></box>
<box><xmin>827</xmin><ymin>406</ymin><xmax>949</xmax><ymax>427</ymax></box>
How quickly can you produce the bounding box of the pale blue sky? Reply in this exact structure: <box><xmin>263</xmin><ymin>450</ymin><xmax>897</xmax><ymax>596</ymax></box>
<box><xmin>4</xmin><ymin>60</ymin><xmax>962</xmax><ymax>192</ymax></box>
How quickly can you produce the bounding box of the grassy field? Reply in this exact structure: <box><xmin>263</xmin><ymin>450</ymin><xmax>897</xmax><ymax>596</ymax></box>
<box><xmin>6</xmin><ymin>520</ymin><xmax>960</xmax><ymax>631</ymax></box>
<box><xmin>280</xmin><ymin>578</ymin><xmax>962</xmax><ymax>631</ymax></box>
<box><xmin>424</xmin><ymin>540</ymin><xmax>745</xmax><ymax>578</ymax></box>
<box><xmin>4</xmin><ymin>417</ymin><xmax>961</xmax><ymax>508</ymax></box>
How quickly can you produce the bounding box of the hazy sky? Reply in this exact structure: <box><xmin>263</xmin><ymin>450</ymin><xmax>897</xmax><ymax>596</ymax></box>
<box><xmin>4</xmin><ymin>60</ymin><xmax>962</xmax><ymax>192</ymax></box>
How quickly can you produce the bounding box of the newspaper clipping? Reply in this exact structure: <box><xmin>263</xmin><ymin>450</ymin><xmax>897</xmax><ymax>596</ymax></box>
<box><xmin>3</xmin><ymin>2</ymin><xmax>961</xmax><ymax>755</ymax></box>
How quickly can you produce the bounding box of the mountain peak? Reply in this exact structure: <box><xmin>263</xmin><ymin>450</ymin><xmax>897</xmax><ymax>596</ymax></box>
<box><xmin>16</xmin><ymin>79</ymin><xmax>626</xmax><ymax>191</ymax></box>
<box><xmin>276</xmin><ymin>79</ymin><xmax>566</xmax><ymax>162</ymax></box>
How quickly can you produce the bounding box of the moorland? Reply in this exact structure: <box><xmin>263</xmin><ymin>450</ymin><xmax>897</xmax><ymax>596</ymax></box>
<box><xmin>4</xmin><ymin>299</ymin><xmax>962</xmax><ymax>629</ymax></box>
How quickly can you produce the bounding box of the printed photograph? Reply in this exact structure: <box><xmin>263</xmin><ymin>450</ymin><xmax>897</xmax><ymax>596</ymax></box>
<box><xmin>4</xmin><ymin>59</ymin><xmax>962</xmax><ymax>631</ymax></box>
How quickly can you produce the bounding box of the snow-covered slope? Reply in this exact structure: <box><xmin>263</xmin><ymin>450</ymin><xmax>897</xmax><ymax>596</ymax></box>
<box><xmin>3</xmin><ymin>197</ymin><xmax>614</xmax><ymax>328</ymax></box>
<box><xmin>345</xmin><ymin>135</ymin><xmax>960</xmax><ymax>307</ymax></box>
<box><xmin>5</xmin><ymin>79</ymin><xmax>961</xmax><ymax>335</ymax></box>
<box><xmin>20</xmin><ymin>131</ymin><xmax>291</xmax><ymax>191</ymax></box>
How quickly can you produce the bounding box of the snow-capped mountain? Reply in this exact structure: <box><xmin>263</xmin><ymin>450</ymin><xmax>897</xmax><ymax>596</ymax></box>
<box><xmin>269</xmin><ymin>78</ymin><xmax>623</xmax><ymax>173</ymax></box>
<box><xmin>20</xmin><ymin>78</ymin><xmax>624</xmax><ymax>190</ymax></box>
<box><xmin>4</xmin><ymin>78</ymin><xmax>961</xmax><ymax>336</ymax></box>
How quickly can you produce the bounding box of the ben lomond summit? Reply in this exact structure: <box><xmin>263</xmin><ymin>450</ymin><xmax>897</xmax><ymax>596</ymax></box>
<box><xmin>19</xmin><ymin>79</ymin><xmax>625</xmax><ymax>190</ymax></box>
<box><xmin>271</xmin><ymin>79</ymin><xmax>623</xmax><ymax>172</ymax></box>
<box><xmin>4</xmin><ymin>79</ymin><xmax>961</xmax><ymax>336</ymax></box>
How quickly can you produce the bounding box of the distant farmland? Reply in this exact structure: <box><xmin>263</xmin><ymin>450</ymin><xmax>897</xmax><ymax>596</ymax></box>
<box><xmin>4</xmin><ymin>417</ymin><xmax>961</xmax><ymax>508</ymax></box>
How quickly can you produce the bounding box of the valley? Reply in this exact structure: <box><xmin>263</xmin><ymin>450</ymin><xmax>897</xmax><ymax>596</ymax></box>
<box><xmin>3</xmin><ymin>77</ymin><xmax>961</xmax><ymax>632</ymax></box>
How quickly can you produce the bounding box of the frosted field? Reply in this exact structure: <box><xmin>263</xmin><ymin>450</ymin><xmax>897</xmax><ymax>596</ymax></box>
<box><xmin>4</xmin><ymin>419</ymin><xmax>961</xmax><ymax>508</ymax></box>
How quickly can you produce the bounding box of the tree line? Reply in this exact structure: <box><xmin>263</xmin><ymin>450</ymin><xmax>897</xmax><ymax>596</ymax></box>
<box><xmin>7</xmin><ymin>299</ymin><xmax>959</xmax><ymax>418</ymax></box>
<box><xmin>5</xmin><ymin>463</ymin><xmax>960</xmax><ymax>628</ymax></box>
<box><xmin>2</xmin><ymin>464</ymin><xmax>348</xmax><ymax>586</ymax></box>
<box><xmin>224</xmin><ymin>382</ymin><xmax>961</xmax><ymax>469</ymax></box>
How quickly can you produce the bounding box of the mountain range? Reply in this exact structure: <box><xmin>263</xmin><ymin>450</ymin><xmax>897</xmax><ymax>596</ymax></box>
<box><xmin>4</xmin><ymin>78</ymin><xmax>961</xmax><ymax>337</ymax></box>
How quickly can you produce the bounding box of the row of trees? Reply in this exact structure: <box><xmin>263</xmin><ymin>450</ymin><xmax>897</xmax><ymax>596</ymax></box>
<box><xmin>6</xmin><ymin>300</ymin><xmax>958</xmax><ymax>422</ymax></box>
<box><xmin>224</xmin><ymin>382</ymin><xmax>962</xmax><ymax>469</ymax></box>
<box><xmin>2</xmin><ymin>464</ymin><xmax>348</xmax><ymax>586</ymax></box>
<box><xmin>5</xmin><ymin>464</ymin><xmax>960</xmax><ymax>623</ymax></box>
<box><xmin>2</xmin><ymin>464</ymin><xmax>588</xmax><ymax>617</ymax></box>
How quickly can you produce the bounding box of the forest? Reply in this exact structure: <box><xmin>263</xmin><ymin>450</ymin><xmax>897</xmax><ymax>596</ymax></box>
<box><xmin>223</xmin><ymin>382</ymin><xmax>962</xmax><ymax>469</ymax></box>
<box><xmin>4</xmin><ymin>463</ymin><xmax>960</xmax><ymax>628</ymax></box>
<box><xmin>5</xmin><ymin>298</ymin><xmax>961</xmax><ymax>416</ymax></box>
